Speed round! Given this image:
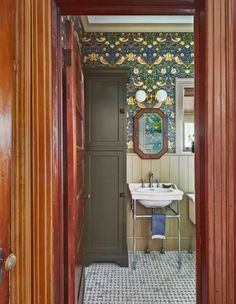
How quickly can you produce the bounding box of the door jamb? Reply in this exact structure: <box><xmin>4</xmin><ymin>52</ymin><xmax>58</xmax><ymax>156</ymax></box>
<box><xmin>53</xmin><ymin>6</ymin><xmax>201</xmax><ymax>303</ymax></box>
<box><xmin>16</xmin><ymin>0</ymin><xmax>236</xmax><ymax>303</ymax></box>
<box><xmin>50</xmin><ymin>2</ymin><xmax>236</xmax><ymax>304</ymax></box>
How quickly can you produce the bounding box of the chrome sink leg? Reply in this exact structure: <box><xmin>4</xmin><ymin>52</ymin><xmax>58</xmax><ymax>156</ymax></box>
<box><xmin>160</xmin><ymin>240</ymin><xmax>165</xmax><ymax>254</ymax></box>
<box><xmin>132</xmin><ymin>199</ymin><xmax>137</xmax><ymax>270</ymax></box>
<box><xmin>145</xmin><ymin>212</ymin><xmax>150</xmax><ymax>254</ymax></box>
<box><xmin>177</xmin><ymin>200</ymin><xmax>182</xmax><ymax>269</ymax></box>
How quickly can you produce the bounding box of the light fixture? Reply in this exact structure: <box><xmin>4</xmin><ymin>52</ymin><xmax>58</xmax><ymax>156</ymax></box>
<box><xmin>135</xmin><ymin>90</ymin><xmax>147</xmax><ymax>102</ymax></box>
<box><xmin>135</xmin><ymin>89</ymin><xmax>167</xmax><ymax>103</ymax></box>
<box><xmin>155</xmin><ymin>89</ymin><xmax>168</xmax><ymax>102</ymax></box>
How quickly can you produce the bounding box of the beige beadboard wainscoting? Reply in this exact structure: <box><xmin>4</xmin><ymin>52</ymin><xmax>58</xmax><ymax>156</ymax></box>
<box><xmin>126</xmin><ymin>153</ymin><xmax>195</xmax><ymax>251</ymax></box>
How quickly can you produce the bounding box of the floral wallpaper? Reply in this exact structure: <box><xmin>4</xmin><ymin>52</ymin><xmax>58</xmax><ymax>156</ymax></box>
<box><xmin>82</xmin><ymin>32</ymin><xmax>194</xmax><ymax>153</ymax></box>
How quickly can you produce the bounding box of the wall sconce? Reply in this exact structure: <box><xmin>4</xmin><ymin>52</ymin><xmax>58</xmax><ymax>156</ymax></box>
<box><xmin>135</xmin><ymin>89</ymin><xmax>167</xmax><ymax>103</ymax></box>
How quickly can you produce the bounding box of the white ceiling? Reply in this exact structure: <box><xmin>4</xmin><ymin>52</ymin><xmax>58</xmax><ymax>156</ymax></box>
<box><xmin>81</xmin><ymin>15</ymin><xmax>194</xmax><ymax>32</ymax></box>
<box><xmin>87</xmin><ymin>16</ymin><xmax>194</xmax><ymax>24</ymax></box>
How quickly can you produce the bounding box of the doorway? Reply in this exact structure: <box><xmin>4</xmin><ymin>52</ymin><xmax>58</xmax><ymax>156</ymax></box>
<box><xmin>50</xmin><ymin>2</ymin><xmax>234</xmax><ymax>303</ymax></box>
<box><xmin>8</xmin><ymin>0</ymin><xmax>234</xmax><ymax>303</ymax></box>
<box><xmin>61</xmin><ymin>14</ymin><xmax>196</xmax><ymax>303</ymax></box>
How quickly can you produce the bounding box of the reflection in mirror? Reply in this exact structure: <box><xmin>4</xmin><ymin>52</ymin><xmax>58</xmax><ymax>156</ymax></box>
<box><xmin>139</xmin><ymin>113</ymin><xmax>163</xmax><ymax>154</ymax></box>
<box><xmin>183</xmin><ymin>88</ymin><xmax>194</xmax><ymax>151</ymax></box>
<box><xmin>175</xmin><ymin>78</ymin><xmax>194</xmax><ymax>153</ymax></box>
<box><xmin>134</xmin><ymin>109</ymin><xmax>168</xmax><ymax>159</ymax></box>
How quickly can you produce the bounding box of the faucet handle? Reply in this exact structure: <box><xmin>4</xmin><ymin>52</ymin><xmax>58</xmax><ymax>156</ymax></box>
<box><xmin>141</xmin><ymin>178</ymin><xmax>145</xmax><ymax>188</ymax></box>
<box><xmin>156</xmin><ymin>178</ymin><xmax>160</xmax><ymax>187</ymax></box>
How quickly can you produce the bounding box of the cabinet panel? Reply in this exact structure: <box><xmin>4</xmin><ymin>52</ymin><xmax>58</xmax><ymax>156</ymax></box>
<box><xmin>85</xmin><ymin>151</ymin><xmax>128</xmax><ymax>266</ymax></box>
<box><xmin>85</xmin><ymin>71</ymin><xmax>127</xmax><ymax>150</ymax></box>
<box><xmin>86</xmin><ymin>152</ymin><xmax>125</xmax><ymax>253</ymax></box>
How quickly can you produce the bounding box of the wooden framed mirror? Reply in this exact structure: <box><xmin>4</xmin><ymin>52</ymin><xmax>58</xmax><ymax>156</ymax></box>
<box><xmin>133</xmin><ymin>108</ymin><xmax>168</xmax><ymax>159</ymax></box>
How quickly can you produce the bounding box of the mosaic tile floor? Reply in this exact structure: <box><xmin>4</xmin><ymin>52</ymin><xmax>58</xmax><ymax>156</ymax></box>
<box><xmin>85</xmin><ymin>251</ymin><xmax>196</xmax><ymax>304</ymax></box>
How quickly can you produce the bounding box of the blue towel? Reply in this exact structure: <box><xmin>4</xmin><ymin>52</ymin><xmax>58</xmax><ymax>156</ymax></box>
<box><xmin>152</xmin><ymin>213</ymin><xmax>166</xmax><ymax>239</ymax></box>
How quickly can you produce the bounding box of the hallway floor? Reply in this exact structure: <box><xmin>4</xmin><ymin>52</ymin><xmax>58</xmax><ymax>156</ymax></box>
<box><xmin>85</xmin><ymin>251</ymin><xmax>196</xmax><ymax>304</ymax></box>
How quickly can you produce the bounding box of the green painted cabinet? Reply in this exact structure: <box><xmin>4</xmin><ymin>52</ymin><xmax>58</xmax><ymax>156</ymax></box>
<box><xmin>84</xmin><ymin>69</ymin><xmax>129</xmax><ymax>267</ymax></box>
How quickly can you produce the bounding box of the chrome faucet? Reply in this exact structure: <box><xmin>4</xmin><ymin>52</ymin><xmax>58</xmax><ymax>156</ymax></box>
<box><xmin>156</xmin><ymin>178</ymin><xmax>160</xmax><ymax>188</ymax></box>
<box><xmin>149</xmin><ymin>172</ymin><xmax>154</xmax><ymax>188</ymax></box>
<box><xmin>141</xmin><ymin>178</ymin><xmax>145</xmax><ymax>188</ymax></box>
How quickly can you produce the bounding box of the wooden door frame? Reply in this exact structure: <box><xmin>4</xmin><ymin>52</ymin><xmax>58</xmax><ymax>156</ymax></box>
<box><xmin>11</xmin><ymin>0</ymin><xmax>235</xmax><ymax>303</ymax></box>
<box><xmin>53</xmin><ymin>2</ymin><xmax>235</xmax><ymax>303</ymax></box>
<box><xmin>12</xmin><ymin>1</ymin><xmax>56</xmax><ymax>303</ymax></box>
<box><xmin>0</xmin><ymin>0</ymin><xmax>16</xmax><ymax>303</ymax></box>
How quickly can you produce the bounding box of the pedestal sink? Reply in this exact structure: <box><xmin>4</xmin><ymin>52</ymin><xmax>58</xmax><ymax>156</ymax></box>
<box><xmin>129</xmin><ymin>183</ymin><xmax>184</xmax><ymax>269</ymax></box>
<box><xmin>128</xmin><ymin>183</ymin><xmax>184</xmax><ymax>270</ymax></box>
<box><xmin>128</xmin><ymin>183</ymin><xmax>184</xmax><ymax>208</ymax></box>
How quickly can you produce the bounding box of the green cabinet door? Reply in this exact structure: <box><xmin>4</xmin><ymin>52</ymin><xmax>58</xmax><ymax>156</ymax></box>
<box><xmin>84</xmin><ymin>69</ymin><xmax>128</xmax><ymax>266</ymax></box>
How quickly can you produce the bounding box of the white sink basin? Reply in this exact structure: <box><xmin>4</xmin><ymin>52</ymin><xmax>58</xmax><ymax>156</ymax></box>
<box><xmin>128</xmin><ymin>183</ymin><xmax>184</xmax><ymax>208</ymax></box>
<box><xmin>136</xmin><ymin>188</ymin><xmax>173</xmax><ymax>194</ymax></box>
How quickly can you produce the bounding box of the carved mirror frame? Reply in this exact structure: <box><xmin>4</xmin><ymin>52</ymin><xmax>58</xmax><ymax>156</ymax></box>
<box><xmin>133</xmin><ymin>108</ymin><xmax>168</xmax><ymax>159</ymax></box>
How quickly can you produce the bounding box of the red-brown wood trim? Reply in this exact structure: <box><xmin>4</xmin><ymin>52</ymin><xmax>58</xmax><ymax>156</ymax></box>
<box><xmin>232</xmin><ymin>0</ymin><xmax>236</xmax><ymax>302</ymax></box>
<box><xmin>195</xmin><ymin>0</ymin><xmax>235</xmax><ymax>303</ymax></box>
<box><xmin>0</xmin><ymin>0</ymin><xmax>15</xmax><ymax>302</ymax></box>
<box><xmin>133</xmin><ymin>108</ymin><xmax>168</xmax><ymax>159</ymax></box>
<box><xmin>56</xmin><ymin>0</ymin><xmax>196</xmax><ymax>14</ymax></box>
<box><xmin>52</xmin><ymin>1</ymin><xmax>64</xmax><ymax>303</ymax></box>
<box><xmin>31</xmin><ymin>1</ymin><xmax>54</xmax><ymax>303</ymax></box>
<box><xmin>59</xmin><ymin>6</ymin><xmax>195</xmax><ymax>15</ymax></box>
<box><xmin>63</xmin><ymin>20</ymin><xmax>86</xmax><ymax>303</ymax></box>
<box><xmin>11</xmin><ymin>0</ymin><xmax>32</xmax><ymax>303</ymax></box>
<box><xmin>194</xmin><ymin>2</ymin><xmax>207</xmax><ymax>303</ymax></box>
<box><xmin>48</xmin><ymin>2</ymin><xmax>236</xmax><ymax>304</ymax></box>
<box><xmin>57</xmin><ymin>0</ymin><xmax>195</xmax><ymax>5</ymax></box>
<box><xmin>64</xmin><ymin>21</ymin><xmax>77</xmax><ymax>304</ymax></box>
